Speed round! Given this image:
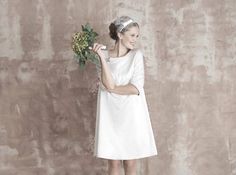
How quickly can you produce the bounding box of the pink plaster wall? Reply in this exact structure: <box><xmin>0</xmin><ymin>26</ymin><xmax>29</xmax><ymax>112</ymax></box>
<box><xmin>0</xmin><ymin>0</ymin><xmax>236</xmax><ymax>175</ymax></box>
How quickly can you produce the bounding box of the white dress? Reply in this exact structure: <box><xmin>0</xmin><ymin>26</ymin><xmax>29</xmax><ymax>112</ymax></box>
<box><xmin>93</xmin><ymin>48</ymin><xmax>158</xmax><ymax>160</ymax></box>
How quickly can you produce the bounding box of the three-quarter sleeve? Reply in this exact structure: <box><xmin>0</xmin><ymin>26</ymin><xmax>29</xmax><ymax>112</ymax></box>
<box><xmin>130</xmin><ymin>50</ymin><xmax>144</xmax><ymax>96</ymax></box>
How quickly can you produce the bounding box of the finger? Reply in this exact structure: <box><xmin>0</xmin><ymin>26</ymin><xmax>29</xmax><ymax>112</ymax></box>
<box><xmin>96</xmin><ymin>45</ymin><xmax>103</xmax><ymax>52</ymax></box>
<box><xmin>93</xmin><ymin>43</ymin><xmax>98</xmax><ymax>50</ymax></box>
<box><xmin>94</xmin><ymin>44</ymin><xmax>102</xmax><ymax>52</ymax></box>
<box><xmin>93</xmin><ymin>43</ymin><xmax>99</xmax><ymax>52</ymax></box>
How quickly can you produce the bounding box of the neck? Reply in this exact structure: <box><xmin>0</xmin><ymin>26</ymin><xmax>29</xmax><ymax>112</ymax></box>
<box><xmin>113</xmin><ymin>40</ymin><xmax>129</xmax><ymax>57</ymax></box>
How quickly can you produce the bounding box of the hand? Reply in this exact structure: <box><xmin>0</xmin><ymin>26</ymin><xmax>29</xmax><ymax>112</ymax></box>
<box><xmin>89</xmin><ymin>43</ymin><xmax>107</xmax><ymax>60</ymax></box>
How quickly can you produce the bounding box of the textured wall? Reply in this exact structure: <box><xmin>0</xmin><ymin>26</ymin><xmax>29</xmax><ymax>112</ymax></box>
<box><xmin>0</xmin><ymin>0</ymin><xmax>236</xmax><ymax>175</ymax></box>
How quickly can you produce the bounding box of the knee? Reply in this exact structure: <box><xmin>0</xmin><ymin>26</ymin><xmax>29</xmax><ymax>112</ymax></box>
<box><xmin>123</xmin><ymin>160</ymin><xmax>136</xmax><ymax>169</ymax></box>
<box><xmin>108</xmin><ymin>160</ymin><xmax>121</xmax><ymax>169</ymax></box>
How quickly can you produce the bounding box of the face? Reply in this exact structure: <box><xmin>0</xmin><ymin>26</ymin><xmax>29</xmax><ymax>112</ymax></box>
<box><xmin>118</xmin><ymin>26</ymin><xmax>139</xmax><ymax>50</ymax></box>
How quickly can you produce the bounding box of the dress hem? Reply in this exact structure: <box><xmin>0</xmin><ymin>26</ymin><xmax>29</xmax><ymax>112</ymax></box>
<box><xmin>93</xmin><ymin>152</ymin><xmax>158</xmax><ymax>160</ymax></box>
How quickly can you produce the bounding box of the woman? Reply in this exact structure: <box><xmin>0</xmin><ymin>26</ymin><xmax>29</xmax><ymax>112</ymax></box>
<box><xmin>92</xmin><ymin>16</ymin><xmax>158</xmax><ymax>175</ymax></box>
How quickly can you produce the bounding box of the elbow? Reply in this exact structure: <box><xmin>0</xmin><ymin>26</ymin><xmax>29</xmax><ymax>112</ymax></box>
<box><xmin>130</xmin><ymin>83</ymin><xmax>142</xmax><ymax>96</ymax></box>
<box><xmin>134</xmin><ymin>88</ymin><xmax>140</xmax><ymax>96</ymax></box>
<box><xmin>104</xmin><ymin>84</ymin><xmax>116</xmax><ymax>91</ymax></box>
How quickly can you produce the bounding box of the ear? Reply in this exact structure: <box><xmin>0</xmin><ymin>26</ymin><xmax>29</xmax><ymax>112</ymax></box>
<box><xmin>117</xmin><ymin>32</ymin><xmax>123</xmax><ymax>40</ymax></box>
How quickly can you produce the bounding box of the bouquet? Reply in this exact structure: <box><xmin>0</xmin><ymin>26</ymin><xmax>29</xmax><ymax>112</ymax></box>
<box><xmin>71</xmin><ymin>23</ymin><xmax>104</xmax><ymax>69</ymax></box>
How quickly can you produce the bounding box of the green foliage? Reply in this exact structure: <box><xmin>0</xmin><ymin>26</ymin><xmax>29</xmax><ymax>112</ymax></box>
<box><xmin>71</xmin><ymin>23</ymin><xmax>99</xmax><ymax>68</ymax></box>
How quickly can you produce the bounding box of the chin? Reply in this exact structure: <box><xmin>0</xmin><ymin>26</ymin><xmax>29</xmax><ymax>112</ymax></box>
<box><xmin>128</xmin><ymin>45</ymin><xmax>135</xmax><ymax>50</ymax></box>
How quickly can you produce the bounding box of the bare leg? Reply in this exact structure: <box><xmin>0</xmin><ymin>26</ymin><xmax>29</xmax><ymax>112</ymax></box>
<box><xmin>108</xmin><ymin>159</ymin><xmax>122</xmax><ymax>175</ymax></box>
<box><xmin>123</xmin><ymin>159</ymin><xmax>136</xmax><ymax>175</ymax></box>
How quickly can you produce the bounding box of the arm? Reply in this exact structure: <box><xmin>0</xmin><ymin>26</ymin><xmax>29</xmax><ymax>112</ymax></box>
<box><xmin>92</xmin><ymin>43</ymin><xmax>115</xmax><ymax>90</ymax></box>
<box><xmin>93</xmin><ymin>44</ymin><xmax>143</xmax><ymax>95</ymax></box>
<box><xmin>99</xmin><ymin>56</ymin><xmax>139</xmax><ymax>95</ymax></box>
<box><xmin>106</xmin><ymin>83</ymin><xmax>139</xmax><ymax>95</ymax></box>
<box><xmin>99</xmin><ymin>57</ymin><xmax>116</xmax><ymax>90</ymax></box>
<box><xmin>99</xmin><ymin>57</ymin><xmax>138</xmax><ymax>95</ymax></box>
<box><xmin>106</xmin><ymin>50</ymin><xmax>144</xmax><ymax>96</ymax></box>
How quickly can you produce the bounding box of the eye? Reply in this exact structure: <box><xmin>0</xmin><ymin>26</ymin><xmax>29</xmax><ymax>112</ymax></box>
<box><xmin>131</xmin><ymin>34</ymin><xmax>139</xmax><ymax>38</ymax></box>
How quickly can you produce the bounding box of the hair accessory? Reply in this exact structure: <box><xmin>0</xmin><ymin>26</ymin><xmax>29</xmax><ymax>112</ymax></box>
<box><xmin>118</xmin><ymin>19</ymin><xmax>134</xmax><ymax>32</ymax></box>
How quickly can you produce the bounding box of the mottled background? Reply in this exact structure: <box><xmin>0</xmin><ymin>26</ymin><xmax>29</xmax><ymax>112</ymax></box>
<box><xmin>0</xmin><ymin>0</ymin><xmax>236</xmax><ymax>175</ymax></box>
